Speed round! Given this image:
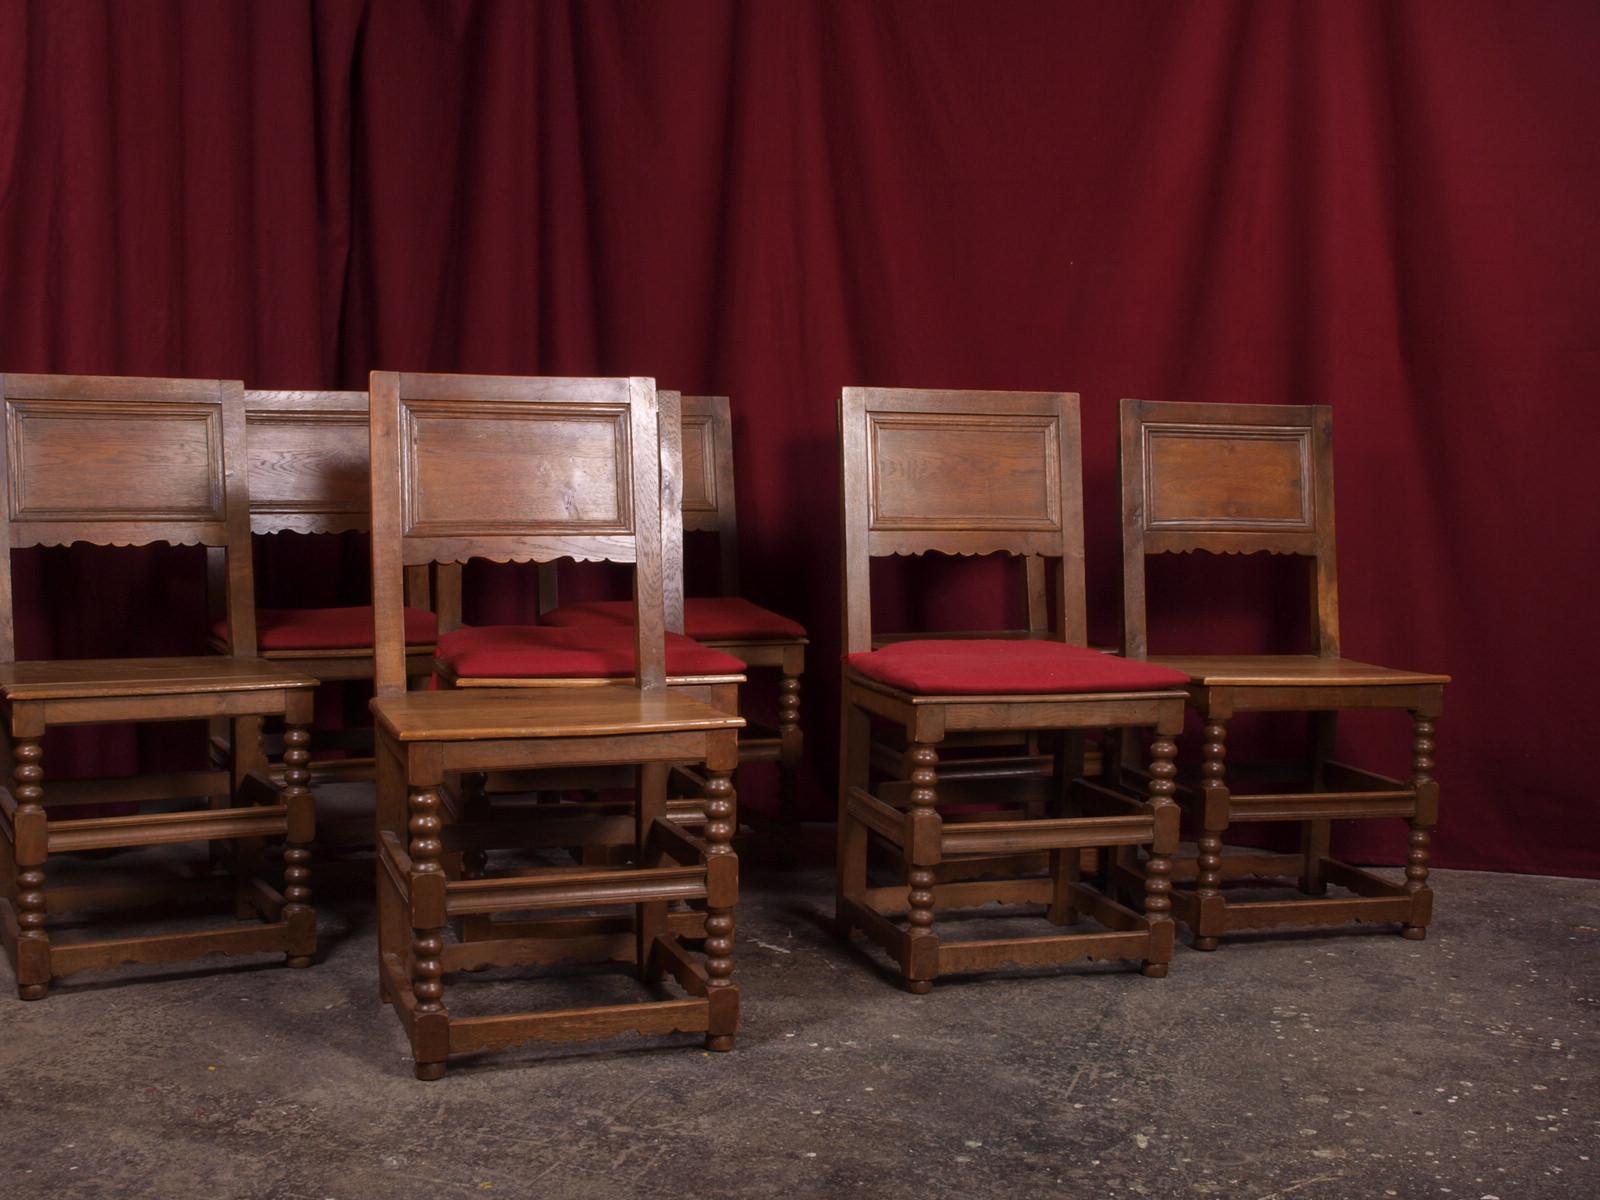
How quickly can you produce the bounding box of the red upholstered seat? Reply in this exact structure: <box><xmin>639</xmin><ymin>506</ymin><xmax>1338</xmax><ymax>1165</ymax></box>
<box><xmin>438</xmin><ymin>624</ymin><xmax>747</xmax><ymax>680</ymax></box>
<box><xmin>846</xmin><ymin>639</ymin><xmax>1191</xmax><ymax>695</ymax></box>
<box><xmin>213</xmin><ymin>606</ymin><xmax>437</xmax><ymax>652</ymax></box>
<box><xmin>543</xmin><ymin>596</ymin><xmax>806</xmax><ymax>641</ymax></box>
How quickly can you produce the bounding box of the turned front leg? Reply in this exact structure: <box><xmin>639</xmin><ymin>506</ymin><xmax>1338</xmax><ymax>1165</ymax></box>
<box><xmin>281</xmin><ymin>725</ymin><xmax>316</xmax><ymax>968</ymax></box>
<box><xmin>12</xmin><ymin>738</ymin><xmax>50</xmax><ymax>1000</ymax></box>
<box><xmin>903</xmin><ymin>742</ymin><xmax>940</xmax><ymax>994</ymax></box>
<box><xmin>702</xmin><ymin>768</ymin><xmax>739</xmax><ymax>1052</ymax></box>
<box><xmin>1402</xmin><ymin>712</ymin><xmax>1438</xmax><ymax>940</ymax></box>
<box><xmin>1193</xmin><ymin>718</ymin><xmax>1229</xmax><ymax>951</ymax></box>
<box><xmin>408</xmin><ymin>786</ymin><xmax>449</xmax><ymax>1080</ymax></box>
<box><xmin>1141</xmin><ymin>730</ymin><xmax>1178</xmax><ymax>978</ymax></box>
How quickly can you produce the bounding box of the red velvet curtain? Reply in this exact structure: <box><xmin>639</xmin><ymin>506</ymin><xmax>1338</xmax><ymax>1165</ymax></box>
<box><xmin>2</xmin><ymin>1</ymin><xmax>1596</xmax><ymax>875</ymax></box>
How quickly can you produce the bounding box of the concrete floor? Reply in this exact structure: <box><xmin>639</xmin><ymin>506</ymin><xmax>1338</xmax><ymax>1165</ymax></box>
<box><xmin>2</xmin><ymin>843</ymin><xmax>1596</xmax><ymax>1200</ymax></box>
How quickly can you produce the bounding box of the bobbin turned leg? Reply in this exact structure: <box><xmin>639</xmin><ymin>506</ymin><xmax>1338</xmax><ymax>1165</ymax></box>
<box><xmin>702</xmin><ymin>768</ymin><xmax>739</xmax><ymax>1052</ymax></box>
<box><xmin>777</xmin><ymin>669</ymin><xmax>802</xmax><ymax>828</ymax></box>
<box><xmin>11</xmin><ymin>737</ymin><xmax>51</xmax><ymax>1000</ymax></box>
<box><xmin>1142</xmin><ymin>730</ymin><xmax>1178</xmax><ymax>978</ymax></box>
<box><xmin>407</xmin><ymin>785</ymin><xmax>449</xmax><ymax>1080</ymax></box>
<box><xmin>1193</xmin><ymin>718</ymin><xmax>1229</xmax><ymax>951</ymax></box>
<box><xmin>1402</xmin><ymin>712</ymin><xmax>1438</xmax><ymax>941</ymax></box>
<box><xmin>903</xmin><ymin>742</ymin><xmax>940</xmax><ymax>994</ymax></box>
<box><xmin>281</xmin><ymin>725</ymin><xmax>316</xmax><ymax>968</ymax></box>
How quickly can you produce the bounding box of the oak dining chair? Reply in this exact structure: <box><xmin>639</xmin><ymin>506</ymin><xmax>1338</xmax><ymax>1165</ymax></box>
<box><xmin>0</xmin><ymin>373</ymin><xmax>318</xmax><ymax>999</ymax></box>
<box><xmin>366</xmin><ymin>371</ymin><xmax>744</xmax><ymax>1079</ymax></box>
<box><xmin>1118</xmin><ymin>398</ymin><xmax>1449</xmax><ymax>948</ymax></box>
<box><xmin>835</xmin><ymin>386</ymin><xmax>1192</xmax><ymax>992</ymax></box>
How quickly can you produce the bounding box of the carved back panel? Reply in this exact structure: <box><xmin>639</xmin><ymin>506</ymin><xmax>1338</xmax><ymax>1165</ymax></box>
<box><xmin>368</xmin><ymin>372</ymin><xmax>664</xmax><ymax>694</ymax></box>
<box><xmin>839</xmin><ymin>387</ymin><xmax>1086</xmax><ymax>654</ymax></box>
<box><xmin>0</xmin><ymin>373</ymin><xmax>259</xmax><ymax>661</ymax></box>
<box><xmin>534</xmin><ymin>390</ymin><xmax>693</xmax><ymax>630</ymax></box>
<box><xmin>678</xmin><ymin>395</ymin><xmax>740</xmax><ymax>593</ymax></box>
<box><xmin>242</xmin><ymin>390</ymin><xmax>372</xmax><ymax>535</ymax></box>
<box><xmin>1119</xmin><ymin>398</ymin><xmax>1339</xmax><ymax>658</ymax></box>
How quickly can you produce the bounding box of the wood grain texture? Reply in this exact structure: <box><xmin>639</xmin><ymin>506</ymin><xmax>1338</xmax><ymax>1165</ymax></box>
<box><xmin>242</xmin><ymin>390</ymin><xmax>371</xmax><ymax>535</ymax></box>
<box><xmin>370</xmin><ymin>685</ymin><xmax>743</xmax><ymax>742</ymax></box>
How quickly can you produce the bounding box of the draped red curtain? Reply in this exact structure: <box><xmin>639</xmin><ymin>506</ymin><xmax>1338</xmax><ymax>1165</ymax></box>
<box><xmin>2</xmin><ymin>1</ymin><xmax>1596</xmax><ymax>875</ymax></box>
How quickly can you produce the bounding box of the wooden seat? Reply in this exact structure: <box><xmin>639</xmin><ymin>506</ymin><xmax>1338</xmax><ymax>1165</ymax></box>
<box><xmin>1119</xmin><ymin>398</ymin><xmax>1451</xmax><ymax>949</ymax></box>
<box><xmin>834</xmin><ymin>387</ymin><xmax>1190</xmax><ymax>993</ymax></box>
<box><xmin>0</xmin><ymin>373</ymin><xmax>319</xmax><ymax>999</ymax></box>
<box><xmin>210</xmin><ymin>389</ymin><xmax>438</xmax><ymax>785</ymax></box>
<box><xmin>366</xmin><ymin>371</ymin><xmax>744</xmax><ymax>1079</ymax></box>
<box><xmin>541</xmin><ymin>395</ymin><xmax>808</xmax><ymax>827</ymax></box>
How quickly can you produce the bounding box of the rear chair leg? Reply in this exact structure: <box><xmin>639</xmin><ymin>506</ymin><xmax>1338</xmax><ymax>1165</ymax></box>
<box><xmin>903</xmin><ymin>742</ymin><xmax>940</xmax><ymax>994</ymax></box>
<box><xmin>1142</xmin><ymin>731</ymin><xmax>1177</xmax><ymax>978</ymax></box>
<box><xmin>1402</xmin><ymin>714</ymin><xmax>1437</xmax><ymax>940</ymax></box>
<box><xmin>702</xmin><ymin>769</ymin><xmax>739</xmax><ymax>1052</ymax></box>
<box><xmin>777</xmin><ymin>671</ymin><xmax>802</xmax><ymax>830</ymax></box>
<box><xmin>13</xmin><ymin>738</ymin><xmax>50</xmax><ymax>1000</ymax></box>
<box><xmin>1194</xmin><ymin>720</ymin><xmax>1228</xmax><ymax>952</ymax></box>
<box><xmin>834</xmin><ymin>703</ymin><xmax>870</xmax><ymax>939</ymax></box>
<box><xmin>281</xmin><ymin>725</ymin><xmax>315</xmax><ymax>968</ymax></box>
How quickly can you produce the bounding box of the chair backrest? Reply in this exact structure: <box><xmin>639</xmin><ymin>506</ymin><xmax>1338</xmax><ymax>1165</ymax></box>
<box><xmin>242</xmin><ymin>390</ymin><xmax>372</xmax><ymax>536</ymax></box>
<box><xmin>535</xmin><ymin>389</ymin><xmax>701</xmax><ymax>624</ymax></box>
<box><xmin>1119</xmin><ymin>398</ymin><xmax>1339</xmax><ymax>659</ymax></box>
<box><xmin>679</xmin><ymin>395</ymin><xmax>740</xmax><ymax>593</ymax></box>
<box><xmin>367</xmin><ymin>372</ymin><xmax>665</xmax><ymax>696</ymax></box>
<box><xmin>0</xmin><ymin>372</ymin><xmax>258</xmax><ymax>661</ymax></box>
<box><xmin>839</xmin><ymin>387</ymin><xmax>1086</xmax><ymax>655</ymax></box>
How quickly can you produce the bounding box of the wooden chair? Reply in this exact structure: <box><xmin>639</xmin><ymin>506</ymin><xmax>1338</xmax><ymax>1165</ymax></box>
<box><xmin>429</xmin><ymin>392</ymin><xmax>745</xmax><ymax>710</ymax></box>
<box><xmin>835</xmin><ymin>387</ymin><xmax>1192</xmax><ymax>992</ymax></box>
<box><xmin>0</xmin><ymin>373</ymin><xmax>319</xmax><ymax>999</ymax></box>
<box><xmin>1119</xmin><ymin>398</ymin><xmax>1450</xmax><ymax>948</ymax></box>
<box><xmin>426</xmin><ymin>392</ymin><xmax>743</xmax><ymax>887</ymax></box>
<box><xmin>539</xmin><ymin>395</ymin><xmax>807</xmax><ymax>823</ymax></box>
<box><xmin>209</xmin><ymin>389</ymin><xmax>438</xmax><ymax>785</ymax></box>
<box><xmin>367</xmin><ymin>371</ymin><xmax>744</xmax><ymax>1079</ymax></box>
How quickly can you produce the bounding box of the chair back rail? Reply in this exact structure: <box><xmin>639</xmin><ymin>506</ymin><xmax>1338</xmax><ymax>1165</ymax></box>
<box><xmin>678</xmin><ymin>395</ymin><xmax>740</xmax><ymax>593</ymax></box>
<box><xmin>838</xmin><ymin>386</ymin><xmax>1086</xmax><ymax>655</ymax></box>
<box><xmin>367</xmin><ymin>372</ymin><xmax>664</xmax><ymax>696</ymax></box>
<box><xmin>235</xmin><ymin>389</ymin><xmax>430</xmax><ymax>615</ymax></box>
<box><xmin>0</xmin><ymin>372</ymin><xmax>258</xmax><ymax>660</ymax></box>
<box><xmin>241</xmin><ymin>390</ymin><xmax>372</xmax><ymax>536</ymax></box>
<box><xmin>1118</xmin><ymin>398</ymin><xmax>1339</xmax><ymax>658</ymax></box>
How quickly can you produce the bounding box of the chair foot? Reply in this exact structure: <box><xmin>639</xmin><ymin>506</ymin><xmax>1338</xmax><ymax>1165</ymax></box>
<box><xmin>1193</xmin><ymin>935</ymin><xmax>1220</xmax><ymax>952</ymax></box>
<box><xmin>285</xmin><ymin>955</ymin><xmax>313</xmax><ymax>969</ymax></box>
<box><xmin>706</xmin><ymin>1034</ymin><xmax>735</xmax><ymax>1053</ymax></box>
<box><xmin>1401</xmin><ymin>925</ymin><xmax>1427</xmax><ymax>941</ymax></box>
<box><xmin>18</xmin><ymin>982</ymin><xmax>48</xmax><ymax>1001</ymax></box>
<box><xmin>1141</xmin><ymin>962</ymin><xmax>1169</xmax><ymax>979</ymax></box>
<box><xmin>414</xmin><ymin>1061</ymin><xmax>447</xmax><ymax>1081</ymax></box>
<box><xmin>906</xmin><ymin>978</ymin><xmax>933</xmax><ymax>995</ymax></box>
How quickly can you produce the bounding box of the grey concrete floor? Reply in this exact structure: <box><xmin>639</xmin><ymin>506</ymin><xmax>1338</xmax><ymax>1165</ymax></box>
<box><xmin>2</xmin><ymin>842</ymin><xmax>1596</xmax><ymax>1200</ymax></box>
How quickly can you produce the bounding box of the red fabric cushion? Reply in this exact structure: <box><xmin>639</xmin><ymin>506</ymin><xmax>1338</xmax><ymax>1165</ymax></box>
<box><xmin>213</xmin><ymin>606</ymin><xmax>437</xmax><ymax>651</ymax></box>
<box><xmin>543</xmin><ymin>597</ymin><xmax>806</xmax><ymax>641</ymax></box>
<box><xmin>438</xmin><ymin>624</ymin><xmax>746</xmax><ymax>679</ymax></box>
<box><xmin>846</xmin><ymin>639</ymin><xmax>1191</xmax><ymax>695</ymax></box>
